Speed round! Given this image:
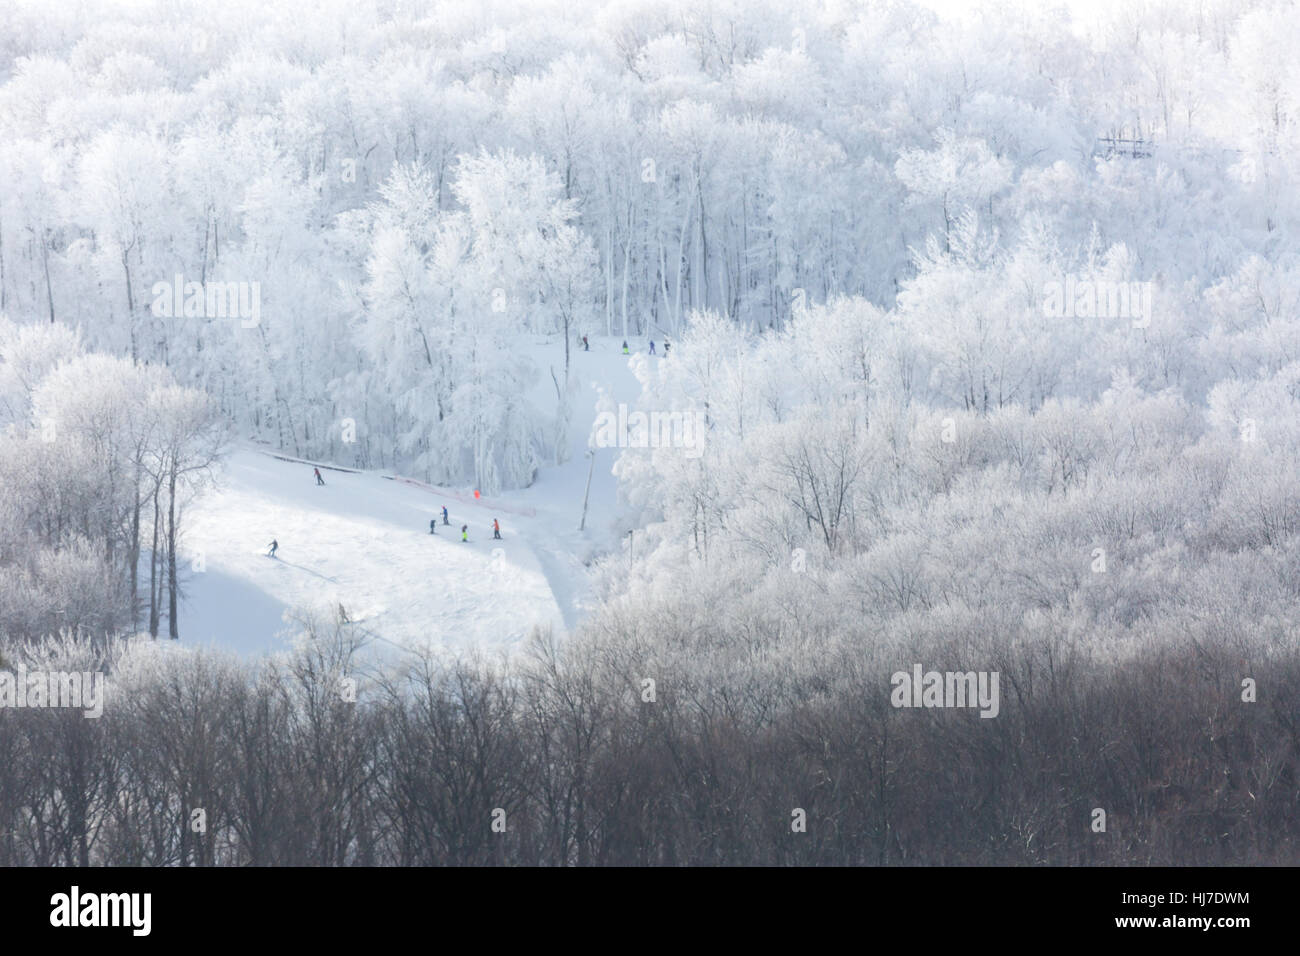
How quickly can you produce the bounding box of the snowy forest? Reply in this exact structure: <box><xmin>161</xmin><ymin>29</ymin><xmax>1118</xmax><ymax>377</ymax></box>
<box><xmin>2</xmin><ymin>0</ymin><xmax>1300</xmax><ymax>866</ymax></box>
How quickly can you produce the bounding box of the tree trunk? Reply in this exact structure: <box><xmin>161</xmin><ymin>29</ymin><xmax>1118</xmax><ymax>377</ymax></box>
<box><xmin>620</xmin><ymin>199</ymin><xmax>635</xmax><ymax>338</ymax></box>
<box><xmin>122</xmin><ymin>248</ymin><xmax>136</xmax><ymax>361</ymax></box>
<box><xmin>148</xmin><ymin>485</ymin><xmax>161</xmax><ymax>637</ymax></box>
<box><xmin>42</xmin><ymin>231</ymin><xmax>55</xmax><ymax>324</ymax></box>
<box><xmin>578</xmin><ymin>450</ymin><xmax>596</xmax><ymax>531</ymax></box>
<box><xmin>604</xmin><ymin>223</ymin><xmax>613</xmax><ymax>336</ymax></box>
<box><xmin>167</xmin><ymin>468</ymin><xmax>180</xmax><ymax>639</ymax></box>
<box><xmin>129</xmin><ymin>480</ymin><xmax>141</xmax><ymax>629</ymax></box>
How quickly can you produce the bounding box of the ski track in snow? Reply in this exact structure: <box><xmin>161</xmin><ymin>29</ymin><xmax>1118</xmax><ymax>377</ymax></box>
<box><xmin>180</xmin><ymin>336</ymin><xmax>647</xmax><ymax>657</ymax></box>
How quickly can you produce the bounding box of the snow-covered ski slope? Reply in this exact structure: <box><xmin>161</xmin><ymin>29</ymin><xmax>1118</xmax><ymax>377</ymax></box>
<box><xmin>181</xmin><ymin>335</ymin><xmax>645</xmax><ymax>656</ymax></box>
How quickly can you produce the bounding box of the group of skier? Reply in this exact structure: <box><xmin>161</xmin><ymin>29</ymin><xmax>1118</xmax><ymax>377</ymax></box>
<box><xmin>267</xmin><ymin>471</ymin><xmax>506</xmax><ymax>559</ymax></box>
<box><xmin>621</xmin><ymin>339</ymin><xmax>668</xmax><ymax>355</ymax></box>
<box><xmin>582</xmin><ymin>334</ymin><xmax>668</xmax><ymax>357</ymax></box>
<box><xmin>428</xmin><ymin>507</ymin><xmax>502</xmax><ymax>542</ymax></box>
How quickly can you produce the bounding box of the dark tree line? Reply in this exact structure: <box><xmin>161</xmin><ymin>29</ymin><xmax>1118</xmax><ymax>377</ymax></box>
<box><xmin>1</xmin><ymin>612</ymin><xmax>1296</xmax><ymax>867</ymax></box>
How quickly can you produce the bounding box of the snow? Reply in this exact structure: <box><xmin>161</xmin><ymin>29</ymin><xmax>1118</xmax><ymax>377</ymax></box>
<box><xmin>180</xmin><ymin>335</ymin><xmax>647</xmax><ymax>656</ymax></box>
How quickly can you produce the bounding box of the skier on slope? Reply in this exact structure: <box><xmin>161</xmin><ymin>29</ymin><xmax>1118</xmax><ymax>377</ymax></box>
<box><xmin>622</xmin><ymin>341</ymin><xmax>629</xmax><ymax>355</ymax></box>
<box><xmin>493</xmin><ymin>518</ymin><xmax>501</xmax><ymax>540</ymax></box>
<box><xmin>663</xmin><ymin>339</ymin><xmax>670</xmax><ymax>357</ymax></box>
<box><xmin>442</xmin><ymin>506</ymin><xmax>449</xmax><ymax>525</ymax></box>
<box><xmin>430</xmin><ymin>518</ymin><xmax>437</xmax><ymax>534</ymax></box>
<box><xmin>314</xmin><ymin>467</ymin><xmax>325</xmax><ymax>486</ymax></box>
<box><xmin>582</xmin><ymin>335</ymin><xmax>589</xmax><ymax>351</ymax></box>
<box><xmin>267</xmin><ymin>539</ymin><xmax>279</xmax><ymax>558</ymax></box>
<box><xmin>461</xmin><ymin>524</ymin><xmax>469</xmax><ymax>543</ymax></box>
<box><xmin>649</xmin><ymin>340</ymin><xmax>656</xmax><ymax>355</ymax></box>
